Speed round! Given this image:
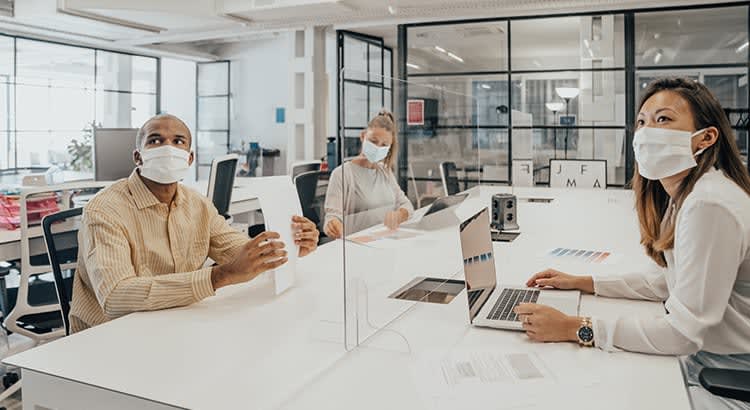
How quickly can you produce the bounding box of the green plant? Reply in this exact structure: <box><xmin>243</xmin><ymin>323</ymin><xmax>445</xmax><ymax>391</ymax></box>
<box><xmin>67</xmin><ymin>126</ymin><xmax>93</xmax><ymax>172</ymax></box>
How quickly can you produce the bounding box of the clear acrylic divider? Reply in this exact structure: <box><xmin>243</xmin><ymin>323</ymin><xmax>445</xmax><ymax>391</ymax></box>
<box><xmin>336</xmin><ymin>69</ymin><xmax>484</xmax><ymax>353</ymax></box>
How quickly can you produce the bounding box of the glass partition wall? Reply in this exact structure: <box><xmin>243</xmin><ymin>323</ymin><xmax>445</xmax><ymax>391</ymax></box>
<box><xmin>397</xmin><ymin>3</ymin><xmax>750</xmax><ymax>190</ymax></box>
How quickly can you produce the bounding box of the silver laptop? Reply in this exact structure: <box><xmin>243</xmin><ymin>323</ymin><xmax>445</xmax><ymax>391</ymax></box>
<box><xmin>459</xmin><ymin>207</ymin><xmax>580</xmax><ymax>330</ymax></box>
<box><xmin>402</xmin><ymin>193</ymin><xmax>469</xmax><ymax>230</ymax></box>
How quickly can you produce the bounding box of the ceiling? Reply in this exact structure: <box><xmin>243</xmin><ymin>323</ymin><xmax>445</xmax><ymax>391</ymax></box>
<box><xmin>0</xmin><ymin>0</ymin><xmax>742</xmax><ymax>60</ymax></box>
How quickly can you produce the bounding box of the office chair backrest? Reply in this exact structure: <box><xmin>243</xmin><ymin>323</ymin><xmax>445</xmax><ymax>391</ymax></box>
<box><xmin>207</xmin><ymin>154</ymin><xmax>239</xmax><ymax>219</ymax></box>
<box><xmin>289</xmin><ymin>160</ymin><xmax>321</xmax><ymax>181</ymax></box>
<box><xmin>6</xmin><ymin>181</ymin><xmax>109</xmax><ymax>343</ymax></box>
<box><xmin>294</xmin><ymin>171</ymin><xmax>321</xmax><ymax>225</ymax></box>
<box><xmin>440</xmin><ymin>161</ymin><xmax>460</xmax><ymax>196</ymax></box>
<box><xmin>42</xmin><ymin>207</ymin><xmax>83</xmax><ymax>336</ymax></box>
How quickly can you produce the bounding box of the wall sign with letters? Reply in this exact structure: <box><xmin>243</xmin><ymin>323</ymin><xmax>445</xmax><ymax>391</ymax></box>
<box><xmin>549</xmin><ymin>159</ymin><xmax>606</xmax><ymax>189</ymax></box>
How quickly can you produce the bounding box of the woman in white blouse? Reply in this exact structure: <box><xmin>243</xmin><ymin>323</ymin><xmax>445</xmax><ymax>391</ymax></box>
<box><xmin>514</xmin><ymin>78</ymin><xmax>750</xmax><ymax>409</ymax></box>
<box><xmin>323</xmin><ymin>110</ymin><xmax>414</xmax><ymax>238</ymax></box>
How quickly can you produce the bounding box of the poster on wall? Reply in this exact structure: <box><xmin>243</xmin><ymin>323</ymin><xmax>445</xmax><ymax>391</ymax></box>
<box><xmin>407</xmin><ymin>99</ymin><xmax>424</xmax><ymax>126</ymax></box>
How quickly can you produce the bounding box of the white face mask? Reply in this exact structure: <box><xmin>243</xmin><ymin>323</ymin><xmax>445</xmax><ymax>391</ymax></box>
<box><xmin>633</xmin><ymin>127</ymin><xmax>708</xmax><ymax>180</ymax></box>
<box><xmin>362</xmin><ymin>138</ymin><xmax>390</xmax><ymax>164</ymax></box>
<box><xmin>138</xmin><ymin>145</ymin><xmax>191</xmax><ymax>184</ymax></box>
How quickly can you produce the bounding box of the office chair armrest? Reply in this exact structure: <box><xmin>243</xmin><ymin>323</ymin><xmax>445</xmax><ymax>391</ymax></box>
<box><xmin>699</xmin><ymin>367</ymin><xmax>750</xmax><ymax>403</ymax></box>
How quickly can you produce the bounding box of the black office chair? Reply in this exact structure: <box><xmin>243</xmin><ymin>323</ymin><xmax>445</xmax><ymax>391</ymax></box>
<box><xmin>440</xmin><ymin>161</ymin><xmax>460</xmax><ymax>196</ymax></box>
<box><xmin>699</xmin><ymin>367</ymin><xmax>750</xmax><ymax>403</ymax></box>
<box><xmin>294</xmin><ymin>171</ymin><xmax>321</xmax><ymax>226</ymax></box>
<box><xmin>41</xmin><ymin>207</ymin><xmax>83</xmax><ymax>336</ymax></box>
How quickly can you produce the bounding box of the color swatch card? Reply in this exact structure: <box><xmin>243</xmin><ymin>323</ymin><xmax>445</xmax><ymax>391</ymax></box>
<box><xmin>545</xmin><ymin>248</ymin><xmax>613</xmax><ymax>264</ymax></box>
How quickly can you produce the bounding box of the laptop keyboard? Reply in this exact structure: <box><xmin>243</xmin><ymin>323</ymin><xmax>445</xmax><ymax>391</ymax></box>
<box><xmin>467</xmin><ymin>289</ymin><xmax>482</xmax><ymax>307</ymax></box>
<box><xmin>487</xmin><ymin>288</ymin><xmax>540</xmax><ymax>322</ymax></box>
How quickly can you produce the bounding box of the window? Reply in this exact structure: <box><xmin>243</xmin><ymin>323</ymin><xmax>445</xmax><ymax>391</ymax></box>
<box><xmin>196</xmin><ymin>61</ymin><xmax>230</xmax><ymax>177</ymax></box>
<box><xmin>635</xmin><ymin>6</ymin><xmax>749</xmax><ymax>165</ymax></box>
<box><xmin>0</xmin><ymin>35</ymin><xmax>158</xmax><ymax>172</ymax></box>
<box><xmin>338</xmin><ymin>32</ymin><xmax>393</xmax><ymax>160</ymax></box>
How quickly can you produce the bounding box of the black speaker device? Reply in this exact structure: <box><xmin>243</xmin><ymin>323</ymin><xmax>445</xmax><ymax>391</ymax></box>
<box><xmin>491</xmin><ymin>193</ymin><xmax>519</xmax><ymax>231</ymax></box>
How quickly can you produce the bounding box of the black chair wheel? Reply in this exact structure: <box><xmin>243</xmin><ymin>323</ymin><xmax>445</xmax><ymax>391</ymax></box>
<box><xmin>2</xmin><ymin>372</ymin><xmax>19</xmax><ymax>389</ymax></box>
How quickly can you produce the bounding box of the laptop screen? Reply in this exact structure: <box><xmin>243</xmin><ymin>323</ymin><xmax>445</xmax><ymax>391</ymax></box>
<box><xmin>424</xmin><ymin>193</ymin><xmax>469</xmax><ymax>217</ymax></box>
<box><xmin>459</xmin><ymin>207</ymin><xmax>497</xmax><ymax>321</ymax></box>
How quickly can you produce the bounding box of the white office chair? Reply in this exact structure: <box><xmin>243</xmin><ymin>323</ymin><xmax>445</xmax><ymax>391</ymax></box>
<box><xmin>5</xmin><ymin>182</ymin><xmax>110</xmax><ymax>340</ymax></box>
<box><xmin>0</xmin><ymin>181</ymin><xmax>108</xmax><ymax>401</ymax></box>
<box><xmin>289</xmin><ymin>160</ymin><xmax>321</xmax><ymax>182</ymax></box>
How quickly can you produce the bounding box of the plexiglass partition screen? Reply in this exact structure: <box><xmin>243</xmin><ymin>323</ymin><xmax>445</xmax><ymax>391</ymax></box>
<box><xmin>337</xmin><ymin>69</ymin><xmax>481</xmax><ymax>351</ymax></box>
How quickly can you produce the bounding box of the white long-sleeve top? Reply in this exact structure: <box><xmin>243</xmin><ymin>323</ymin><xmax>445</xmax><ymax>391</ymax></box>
<box><xmin>592</xmin><ymin>168</ymin><xmax>750</xmax><ymax>355</ymax></box>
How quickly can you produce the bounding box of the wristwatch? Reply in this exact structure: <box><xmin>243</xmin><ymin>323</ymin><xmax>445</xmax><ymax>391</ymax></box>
<box><xmin>576</xmin><ymin>317</ymin><xmax>594</xmax><ymax>347</ymax></box>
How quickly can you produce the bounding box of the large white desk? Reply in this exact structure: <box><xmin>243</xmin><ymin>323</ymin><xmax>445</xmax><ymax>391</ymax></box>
<box><xmin>5</xmin><ymin>186</ymin><xmax>691</xmax><ymax>410</ymax></box>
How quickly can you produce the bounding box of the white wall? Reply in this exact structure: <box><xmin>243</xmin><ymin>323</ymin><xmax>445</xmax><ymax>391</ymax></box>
<box><xmin>218</xmin><ymin>34</ymin><xmax>291</xmax><ymax>175</ymax></box>
<box><xmin>160</xmin><ymin>57</ymin><xmax>197</xmax><ymax>179</ymax></box>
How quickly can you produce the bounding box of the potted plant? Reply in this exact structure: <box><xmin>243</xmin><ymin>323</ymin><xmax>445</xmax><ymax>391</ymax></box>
<box><xmin>66</xmin><ymin>124</ymin><xmax>93</xmax><ymax>172</ymax></box>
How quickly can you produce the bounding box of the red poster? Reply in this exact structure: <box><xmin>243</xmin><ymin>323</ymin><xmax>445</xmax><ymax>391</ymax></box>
<box><xmin>407</xmin><ymin>99</ymin><xmax>424</xmax><ymax>126</ymax></box>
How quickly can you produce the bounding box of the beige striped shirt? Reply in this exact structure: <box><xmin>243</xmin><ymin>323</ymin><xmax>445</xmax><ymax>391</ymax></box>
<box><xmin>69</xmin><ymin>169</ymin><xmax>248</xmax><ymax>333</ymax></box>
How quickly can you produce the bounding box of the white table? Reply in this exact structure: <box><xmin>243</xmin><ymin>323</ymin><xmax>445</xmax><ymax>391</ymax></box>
<box><xmin>5</xmin><ymin>186</ymin><xmax>691</xmax><ymax>410</ymax></box>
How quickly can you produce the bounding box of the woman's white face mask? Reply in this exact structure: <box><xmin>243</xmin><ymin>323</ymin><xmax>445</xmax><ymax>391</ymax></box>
<box><xmin>362</xmin><ymin>138</ymin><xmax>390</xmax><ymax>164</ymax></box>
<box><xmin>633</xmin><ymin>127</ymin><xmax>708</xmax><ymax>180</ymax></box>
<box><xmin>138</xmin><ymin>145</ymin><xmax>191</xmax><ymax>184</ymax></box>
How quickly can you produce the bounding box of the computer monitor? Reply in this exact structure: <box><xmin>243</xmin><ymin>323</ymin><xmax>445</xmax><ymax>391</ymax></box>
<box><xmin>93</xmin><ymin>128</ymin><xmax>138</xmax><ymax>181</ymax></box>
<box><xmin>207</xmin><ymin>154</ymin><xmax>238</xmax><ymax>218</ymax></box>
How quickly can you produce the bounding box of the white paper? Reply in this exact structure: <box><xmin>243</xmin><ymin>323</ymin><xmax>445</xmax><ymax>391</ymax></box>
<box><xmin>410</xmin><ymin>349</ymin><xmax>598</xmax><ymax>410</ymax></box>
<box><xmin>243</xmin><ymin>176</ymin><xmax>302</xmax><ymax>294</ymax></box>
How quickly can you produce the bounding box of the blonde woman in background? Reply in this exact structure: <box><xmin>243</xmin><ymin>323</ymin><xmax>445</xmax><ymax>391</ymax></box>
<box><xmin>324</xmin><ymin>110</ymin><xmax>414</xmax><ymax>238</ymax></box>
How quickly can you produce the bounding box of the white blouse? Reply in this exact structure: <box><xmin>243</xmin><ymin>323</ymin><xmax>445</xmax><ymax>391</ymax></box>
<box><xmin>592</xmin><ymin>168</ymin><xmax>750</xmax><ymax>355</ymax></box>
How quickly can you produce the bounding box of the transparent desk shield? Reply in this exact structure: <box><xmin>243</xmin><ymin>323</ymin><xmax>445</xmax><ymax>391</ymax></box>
<box><xmin>334</xmin><ymin>69</ymin><xmax>484</xmax><ymax>352</ymax></box>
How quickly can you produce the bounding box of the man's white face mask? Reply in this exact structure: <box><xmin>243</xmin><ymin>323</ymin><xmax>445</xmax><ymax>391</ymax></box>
<box><xmin>633</xmin><ymin>127</ymin><xmax>708</xmax><ymax>180</ymax></box>
<box><xmin>138</xmin><ymin>145</ymin><xmax>190</xmax><ymax>184</ymax></box>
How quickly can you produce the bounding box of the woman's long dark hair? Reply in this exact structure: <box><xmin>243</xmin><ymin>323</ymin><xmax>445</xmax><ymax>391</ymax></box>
<box><xmin>633</xmin><ymin>78</ymin><xmax>750</xmax><ymax>267</ymax></box>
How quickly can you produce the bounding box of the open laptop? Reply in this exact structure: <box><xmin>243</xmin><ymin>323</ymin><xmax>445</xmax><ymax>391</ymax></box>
<box><xmin>402</xmin><ymin>193</ymin><xmax>469</xmax><ymax>230</ymax></box>
<box><xmin>460</xmin><ymin>207</ymin><xmax>579</xmax><ymax>330</ymax></box>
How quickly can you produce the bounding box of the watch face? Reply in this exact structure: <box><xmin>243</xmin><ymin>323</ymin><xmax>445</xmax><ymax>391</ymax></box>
<box><xmin>578</xmin><ymin>326</ymin><xmax>594</xmax><ymax>343</ymax></box>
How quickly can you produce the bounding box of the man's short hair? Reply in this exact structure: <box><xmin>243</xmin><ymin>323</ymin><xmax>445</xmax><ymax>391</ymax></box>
<box><xmin>135</xmin><ymin>114</ymin><xmax>192</xmax><ymax>149</ymax></box>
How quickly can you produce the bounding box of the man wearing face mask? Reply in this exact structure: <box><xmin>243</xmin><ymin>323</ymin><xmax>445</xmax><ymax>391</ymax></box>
<box><xmin>323</xmin><ymin>110</ymin><xmax>414</xmax><ymax>238</ymax></box>
<box><xmin>68</xmin><ymin>114</ymin><xmax>320</xmax><ymax>333</ymax></box>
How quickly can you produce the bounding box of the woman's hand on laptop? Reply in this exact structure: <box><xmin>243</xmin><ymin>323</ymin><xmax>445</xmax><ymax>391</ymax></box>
<box><xmin>513</xmin><ymin>303</ymin><xmax>580</xmax><ymax>343</ymax></box>
<box><xmin>526</xmin><ymin>269</ymin><xmax>594</xmax><ymax>294</ymax></box>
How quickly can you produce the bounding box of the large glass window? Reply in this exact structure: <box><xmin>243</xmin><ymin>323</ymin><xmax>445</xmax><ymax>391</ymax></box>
<box><xmin>635</xmin><ymin>7</ymin><xmax>747</xmax><ymax>67</ymax></box>
<box><xmin>196</xmin><ymin>61</ymin><xmax>230</xmax><ymax>177</ymax></box>
<box><xmin>512</xmin><ymin>16</ymin><xmax>624</xmax><ymax>71</ymax></box>
<box><xmin>0</xmin><ymin>35</ymin><xmax>158</xmax><ymax>173</ymax></box>
<box><xmin>338</xmin><ymin>32</ymin><xmax>393</xmax><ymax>161</ymax></box>
<box><xmin>408</xmin><ymin>22</ymin><xmax>508</xmax><ymax>74</ymax></box>
<box><xmin>635</xmin><ymin>6</ymin><xmax>749</xmax><ymax>165</ymax></box>
<box><xmin>397</xmin><ymin>4</ymin><xmax>749</xmax><ymax>189</ymax></box>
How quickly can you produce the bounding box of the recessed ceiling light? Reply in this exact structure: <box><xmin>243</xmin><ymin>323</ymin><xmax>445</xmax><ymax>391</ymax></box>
<box><xmin>406</xmin><ymin>62</ymin><xmax>421</xmax><ymax>69</ymax></box>
<box><xmin>447</xmin><ymin>52</ymin><xmax>464</xmax><ymax>63</ymax></box>
<box><xmin>387</xmin><ymin>5</ymin><xmax>396</xmax><ymax>15</ymax></box>
<box><xmin>653</xmin><ymin>50</ymin><xmax>662</xmax><ymax>64</ymax></box>
<box><xmin>481</xmin><ymin>84</ymin><xmax>491</xmax><ymax>90</ymax></box>
<box><xmin>434</xmin><ymin>45</ymin><xmax>446</xmax><ymax>53</ymax></box>
<box><xmin>737</xmin><ymin>41</ymin><xmax>749</xmax><ymax>53</ymax></box>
